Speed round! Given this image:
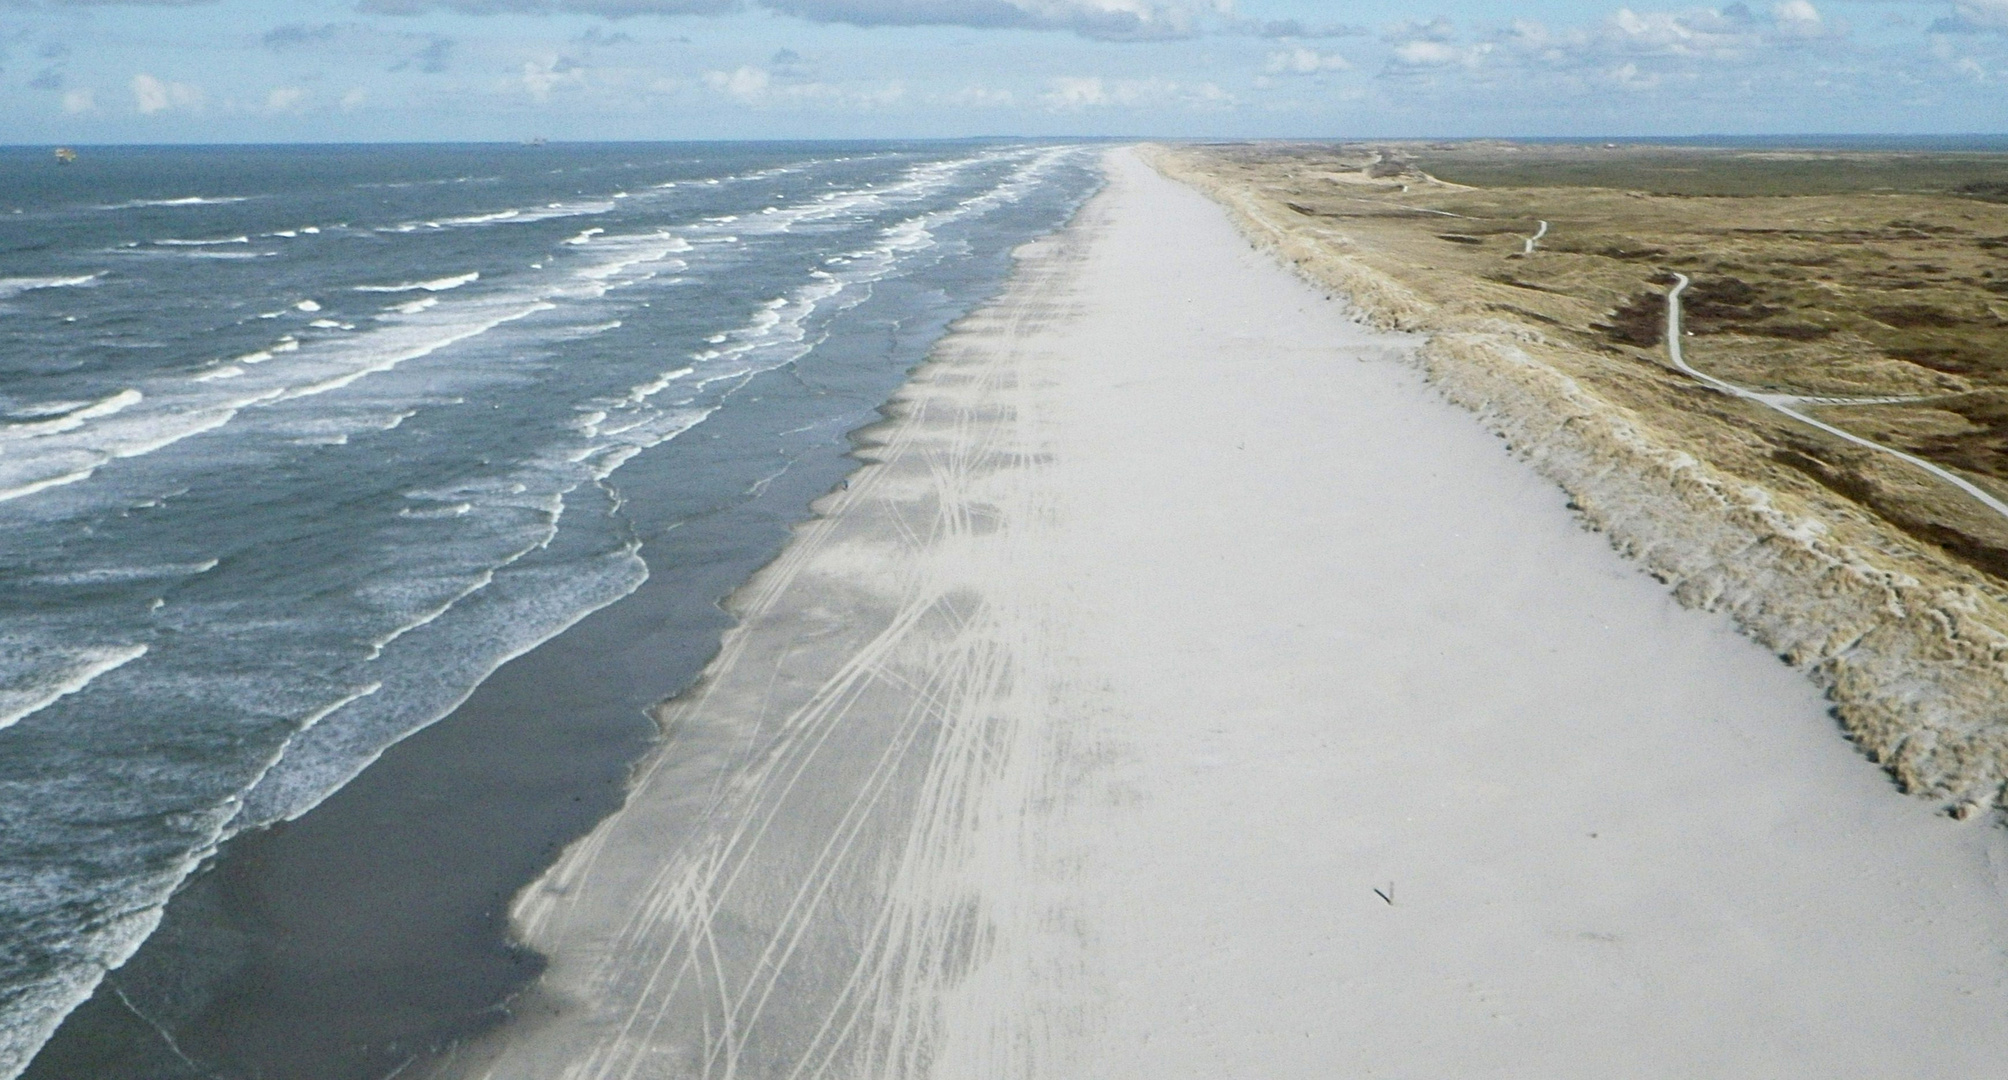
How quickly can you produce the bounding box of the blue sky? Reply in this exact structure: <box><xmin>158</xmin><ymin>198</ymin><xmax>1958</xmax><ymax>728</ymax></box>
<box><xmin>2</xmin><ymin>0</ymin><xmax>2004</xmax><ymax>141</ymax></box>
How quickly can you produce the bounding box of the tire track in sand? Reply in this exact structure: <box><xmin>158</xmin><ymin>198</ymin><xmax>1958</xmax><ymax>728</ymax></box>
<box><xmin>462</xmin><ymin>176</ymin><xmax>1116</xmax><ymax>1080</ymax></box>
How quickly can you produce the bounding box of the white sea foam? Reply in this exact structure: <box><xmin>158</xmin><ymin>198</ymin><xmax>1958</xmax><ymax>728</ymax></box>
<box><xmin>25</xmin><ymin>559</ymin><xmax>217</xmax><ymax>587</ymax></box>
<box><xmin>0</xmin><ymin>297</ymin><xmax>556</xmax><ymax>504</ymax></box>
<box><xmin>0</xmin><ymin>389</ymin><xmax>143</xmax><ymax>442</ymax></box>
<box><xmin>0</xmin><ymin>644</ymin><xmax>148</xmax><ymax>731</ymax></box>
<box><xmin>295</xmin><ymin>300</ymin><xmax>321</xmax><ymax>312</ymax></box>
<box><xmin>154</xmin><ymin>236</ymin><xmax>248</xmax><ymax>247</ymax></box>
<box><xmin>385</xmin><ymin>200</ymin><xmax>613</xmax><ymax>233</ymax></box>
<box><xmin>0</xmin><ymin>274</ymin><xmax>100</xmax><ymax>300</ymax></box>
<box><xmin>354</xmin><ymin>272</ymin><xmax>479</xmax><ymax>294</ymax></box>
<box><xmin>100</xmin><ymin>195</ymin><xmax>250</xmax><ymax>210</ymax></box>
<box><xmin>397</xmin><ymin>501</ymin><xmax>473</xmax><ymax>519</ymax></box>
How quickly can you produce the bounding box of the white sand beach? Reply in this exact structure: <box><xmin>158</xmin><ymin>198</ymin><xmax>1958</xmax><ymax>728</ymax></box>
<box><xmin>445</xmin><ymin>148</ymin><xmax>2008</xmax><ymax>1080</ymax></box>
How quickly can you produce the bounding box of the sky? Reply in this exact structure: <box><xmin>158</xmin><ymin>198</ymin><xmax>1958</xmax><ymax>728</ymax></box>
<box><xmin>1</xmin><ymin>0</ymin><xmax>2005</xmax><ymax>141</ymax></box>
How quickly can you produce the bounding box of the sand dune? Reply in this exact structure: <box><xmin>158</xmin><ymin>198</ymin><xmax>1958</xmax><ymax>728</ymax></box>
<box><xmin>441</xmin><ymin>148</ymin><xmax>2008</xmax><ymax>1080</ymax></box>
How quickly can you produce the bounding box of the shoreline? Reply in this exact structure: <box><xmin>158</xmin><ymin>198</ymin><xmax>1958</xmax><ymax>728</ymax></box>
<box><xmin>20</xmin><ymin>315</ymin><xmax>918</xmax><ymax>1080</ymax></box>
<box><xmin>10</xmin><ymin>143</ymin><xmax>1104</xmax><ymax>1080</ymax></box>
<box><xmin>433</xmin><ymin>147</ymin><xmax>2008</xmax><ymax>1077</ymax></box>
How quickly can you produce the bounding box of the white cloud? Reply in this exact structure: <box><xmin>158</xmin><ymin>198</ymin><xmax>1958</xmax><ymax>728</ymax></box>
<box><xmin>1389</xmin><ymin>39</ymin><xmax>1492</xmax><ymax>68</ymax></box>
<box><xmin>1265</xmin><ymin>46</ymin><xmax>1350</xmax><ymax>74</ymax></box>
<box><xmin>705</xmin><ymin>65</ymin><xmax>771</xmax><ymax>101</ymax></box>
<box><xmin>1423</xmin><ymin>0</ymin><xmax>1846</xmax><ymax>89</ymax></box>
<box><xmin>763</xmin><ymin>0</ymin><xmax>1227</xmax><ymax>41</ymax></box>
<box><xmin>1042</xmin><ymin>75</ymin><xmax>1109</xmax><ymax>107</ymax></box>
<box><xmin>522</xmin><ymin>57</ymin><xmax>586</xmax><ymax>102</ymax></box>
<box><xmin>1038</xmin><ymin>74</ymin><xmax>1235</xmax><ymax>109</ymax></box>
<box><xmin>265</xmin><ymin>86</ymin><xmax>306</xmax><ymax>112</ymax></box>
<box><xmin>1609</xmin><ymin>59</ymin><xmax>1661</xmax><ymax>87</ymax></box>
<box><xmin>948</xmin><ymin>84</ymin><xmax>1016</xmax><ymax>106</ymax></box>
<box><xmin>703</xmin><ymin>65</ymin><xmax>907</xmax><ymax>109</ymax></box>
<box><xmin>1933</xmin><ymin>0</ymin><xmax>2008</xmax><ymax>33</ymax></box>
<box><xmin>341</xmin><ymin>87</ymin><xmax>368</xmax><ymax>110</ymax></box>
<box><xmin>131</xmin><ymin>73</ymin><xmax>201</xmax><ymax>115</ymax></box>
<box><xmin>1383</xmin><ymin>17</ymin><xmax>1459</xmax><ymax>43</ymax></box>
<box><xmin>61</xmin><ymin>88</ymin><xmax>95</xmax><ymax>114</ymax></box>
<box><xmin>1775</xmin><ymin>0</ymin><xmax>1820</xmax><ymax>26</ymax></box>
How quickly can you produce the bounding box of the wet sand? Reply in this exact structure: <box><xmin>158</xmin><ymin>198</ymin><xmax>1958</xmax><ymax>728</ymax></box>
<box><xmin>21</xmin><ymin>351</ymin><xmax>881</xmax><ymax>1080</ymax></box>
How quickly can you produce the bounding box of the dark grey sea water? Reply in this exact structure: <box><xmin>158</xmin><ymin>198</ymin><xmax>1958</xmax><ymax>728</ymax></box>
<box><xmin>0</xmin><ymin>141</ymin><xmax>1100</xmax><ymax>1077</ymax></box>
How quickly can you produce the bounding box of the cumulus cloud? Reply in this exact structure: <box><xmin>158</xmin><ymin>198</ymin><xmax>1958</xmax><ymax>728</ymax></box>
<box><xmin>265</xmin><ymin>85</ymin><xmax>306</xmax><ymax>111</ymax></box>
<box><xmin>1037</xmin><ymin>73</ymin><xmax>1233</xmax><ymax>108</ymax></box>
<box><xmin>1382</xmin><ymin>17</ymin><xmax>1459</xmax><ymax>44</ymax></box>
<box><xmin>62</xmin><ymin>87</ymin><xmax>94</xmax><ymax>113</ymax></box>
<box><xmin>1378</xmin><ymin>0</ymin><xmax>1849</xmax><ymax>85</ymax></box>
<box><xmin>1265</xmin><ymin>46</ymin><xmax>1349</xmax><ymax>74</ymax></box>
<box><xmin>1773</xmin><ymin>0</ymin><xmax>1825</xmax><ymax>35</ymax></box>
<box><xmin>746</xmin><ymin>0</ymin><xmax>1222</xmax><ymax>40</ymax></box>
<box><xmin>358</xmin><ymin>0</ymin><xmax>736</xmax><ymax>14</ymax></box>
<box><xmin>946</xmin><ymin>83</ymin><xmax>1015</xmax><ymax>105</ymax></box>
<box><xmin>768</xmin><ymin>46</ymin><xmax>812</xmax><ymax>75</ymax></box>
<box><xmin>1933</xmin><ymin>0</ymin><xmax>2008</xmax><ymax>33</ymax></box>
<box><xmin>705</xmin><ymin>64</ymin><xmax>770</xmax><ymax>99</ymax></box>
<box><xmin>131</xmin><ymin>72</ymin><xmax>200</xmax><ymax>113</ymax></box>
<box><xmin>1235</xmin><ymin>18</ymin><xmax>1364</xmax><ymax>39</ymax></box>
<box><xmin>521</xmin><ymin>56</ymin><xmax>586</xmax><ymax>100</ymax></box>
<box><xmin>702</xmin><ymin>62</ymin><xmax>907</xmax><ymax>107</ymax></box>
<box><xmin>1381</xmin><ymin>22</ymin><xmax>1493</xmax><ymax>71</ymax></box>
<box><xmin>65</xmin><ymin>0</ymin><xmax>1210</xmax><ymax>43</ymax></box>
<box><xmin>262</xmin><ymin>23</ymin><xmax>456</xmax><ymax>73</ymax></box>
<box><xmin>398</xmin><ymin>37</ymin><xmax>456</xmax><ymax>72</ymax></box>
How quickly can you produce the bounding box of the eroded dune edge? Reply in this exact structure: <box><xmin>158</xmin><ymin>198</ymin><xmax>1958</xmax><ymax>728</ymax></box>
<box><xmin>1143</xmin><ymin>144</ymin><xmax>2008</xmax><ymax>812</ymax></box>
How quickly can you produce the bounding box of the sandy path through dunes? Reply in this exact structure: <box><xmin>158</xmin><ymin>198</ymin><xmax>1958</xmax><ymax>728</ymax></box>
<box><xmin>451</xmin><ymin>149</ymin><xmax>2008</xmax><ymax>1080</ymax></box>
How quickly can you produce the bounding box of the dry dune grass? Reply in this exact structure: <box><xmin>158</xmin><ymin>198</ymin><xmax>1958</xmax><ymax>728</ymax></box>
<box><xmin>1147</xmin><ymin>141</ymin><xmax>2008</xmax><ymax>813</ymax></box>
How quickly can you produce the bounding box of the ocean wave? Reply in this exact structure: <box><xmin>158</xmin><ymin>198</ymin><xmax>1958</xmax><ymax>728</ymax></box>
<box><xmin>0</xmin><ymin>643</ymin><xmax>148</xmax><ymax>731</ymax></box>
<box><xmin>153</xmin><ymin>236</ymin><xmax>249</xmax><ymax>247</ymax></box>
<box><xmin>0</xmin><ymin>201</ymin><xmax>741</xmax><ymax>507</ymax></box>
<box><xmin>0</xmin><ymin>295</ymin><xmax>552</xmax><ymax>506</ymax></box>
<box><xmin>354</xmin><ymin>272</ymin><xmax>480</xmax><ymax>294</ymax></box>
<box><xmin>23</xmin><ymin>559</ymin><xmax>218</xmax><ymax>587</ymax></box>
<box><xmin>0</xmin><ymin>389</ymin><xmax>143</xmax><ymax>442</ymax></box>
<box><xmin>383</xmin><ymin>200</ymin><xmax>614</xmax><ymax>233</ymax></box>
<box><xmin>98</xmin><ymin>195</ymin><xmax>250</xmax><ymax>210</ymax></box>
<box><xmin>0</xmin><ymin>275</ymin><xmax>100</xmax><ymax>300</ymax></box>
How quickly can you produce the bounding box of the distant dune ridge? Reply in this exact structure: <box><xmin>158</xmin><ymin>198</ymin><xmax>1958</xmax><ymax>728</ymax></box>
<box><xmin>1147</xmin><ymin>143</ymin><xmax>2008</xmax><ymax>814</ymax></box>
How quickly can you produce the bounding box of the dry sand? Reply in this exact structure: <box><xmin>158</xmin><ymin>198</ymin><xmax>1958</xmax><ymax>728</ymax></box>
<box><xmin>442</xmin><ymin>149</ymin><xmax>2008</xmax><ymax>1080</ymax></box>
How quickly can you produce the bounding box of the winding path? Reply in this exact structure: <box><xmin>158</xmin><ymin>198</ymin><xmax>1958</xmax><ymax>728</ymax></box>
<box><xmin>1523</xmin><ymin>220</ymin><xmax>1548</xmax><ymax>255</ymax></box>
<box><xmin>1665</xmin><ymin>272</ymin><xmax>2008</xmax><ymax>521</ymax></box>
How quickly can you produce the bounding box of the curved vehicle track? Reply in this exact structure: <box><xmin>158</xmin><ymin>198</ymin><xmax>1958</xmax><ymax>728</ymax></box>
<box><xmin>1665</xmin><ymin>272</ymin><xmax>2008</xmax><ymax>522</ymax></box>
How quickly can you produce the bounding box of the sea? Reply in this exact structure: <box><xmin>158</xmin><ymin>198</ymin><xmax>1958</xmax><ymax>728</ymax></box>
<box><xmin>0</xmin><ymin>140</ymin><xmax>1102</xmax><ymax>1078</ymax></box>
